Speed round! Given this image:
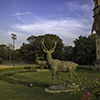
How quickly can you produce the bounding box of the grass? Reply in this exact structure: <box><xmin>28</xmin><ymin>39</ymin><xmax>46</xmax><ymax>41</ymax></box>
<box><xmin>0</xmin><ymin>80</ymin><xmax>81</xmax><ymax>100</ymax></box>
<box><xmin>0</xmin><ymin>67</ymin><xmax>100</xmax><ymax>100</ymax></box>
<box><xmin>11</xmin><ymin>69</ymin><xmax>100</xmax><ymax>87</ymax></box>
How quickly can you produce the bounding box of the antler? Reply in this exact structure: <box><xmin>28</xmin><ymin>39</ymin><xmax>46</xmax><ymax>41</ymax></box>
<box><xmin>41</xmin><ymin>38</ymin><xmax>57</xmax><ymax>53</ymax></box>
<box><xmin>36</xmin><ymin>53</ymin><xmax>38</xmax><ymax>56</ymax></box>
<box><xmin>50</xmin><ymin>41</ymin><xmax>57</xmax><ymax>53</ymax></box>
<box><xmin>41</xmin><ymin>38</ymin><xmax>48</xmax><ymax>53</ymax></box>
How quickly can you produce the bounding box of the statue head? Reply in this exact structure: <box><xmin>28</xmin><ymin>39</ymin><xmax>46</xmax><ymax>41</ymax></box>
<box><xmin>41</xmin><ymin>39</ymin><xmax>57</xmax><ymax>54</ymax></box>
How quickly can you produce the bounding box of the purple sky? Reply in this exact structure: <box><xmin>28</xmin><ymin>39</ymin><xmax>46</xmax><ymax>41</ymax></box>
<box><xmin>0</xmin><ymin>0</ymin><xmax>94</xmax><ymax>49</ymax></box>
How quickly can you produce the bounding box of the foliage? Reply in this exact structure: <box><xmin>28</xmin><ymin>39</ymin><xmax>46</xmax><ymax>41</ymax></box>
<box><xmin>81</xmin><ymin>92</ymin><xmax>91</xmax><ymax>100</ymax></box>
<box><xmin>77</xmin><ymin>66</ymin><xmax>92</xmax><ymax>70</ymax></box>
<box><xmin>90</xmin><ymin>79</ymin><xmax>100</xmax><ymax>99</ymax></box>
<box><xmin>80</xmin><ymin>79</ymin><xmax>100</xmax><ymax>100</ymax></box>
<box><xmin>71</xmin><ymin>78</ymin><xmax>100</xmax><ymax>100</ymax></box>
<box><xmin>0</xmin><ymin>44</ymin><xmax>15</xmax><ymax>62</ymax></box>
<box><xmin>73</xmin><ymin>34</ymin><xmax>96</xmax><ymax>65</ymax></box>
<box><xmin>0</xmin><ymin>34</ymin><xmax>96</xmax><ymax>65</ymax></box>
<box><xmin>0</xmin><ymin>44</ymin><xmax>8</xmax><ymax>60</ymax></box>
<box><xmin>18</xmin><ymin>34</ymin><xmax>64</xmax><ymax>63</ymax></box>
<box><xmin>0</xmin><ymin>57</ymin><xmax>4</xmax><ymax>64</ymax></box>
<box><xmin>61</xmin><ymin>45</ymin><xmax>73</xmax><ymax>61</ymax></box>
<box><xmin>7</xmin><ymin>43</ymin><xmax>13</xmax><ymax>62</ymax></box>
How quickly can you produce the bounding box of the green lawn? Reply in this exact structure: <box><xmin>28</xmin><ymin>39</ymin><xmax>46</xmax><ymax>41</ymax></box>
<box><xmin>0</xmin><ymin>68</ymin><xmax>100</xmax><ymax>100</ymax></box>
<box><xmin>0</xmin><ymin>80</ymin><xmax>82</xmax><ymax>100</ymax></box>
<box><xmin>11</xmin><ymin>69</ymin><xmax>100</xmax><ymax>87</ymax></box>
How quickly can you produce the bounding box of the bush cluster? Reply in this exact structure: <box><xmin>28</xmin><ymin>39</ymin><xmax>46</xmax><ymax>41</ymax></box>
<box><xmin>77</xmin><ymin>66</ymin><xmax>92</xmax><ymax>70</ymax></box>
<box><xmin>0</xmin><ymin>57</ymin><xmax>4</xmax><ymax>64</ymax></box>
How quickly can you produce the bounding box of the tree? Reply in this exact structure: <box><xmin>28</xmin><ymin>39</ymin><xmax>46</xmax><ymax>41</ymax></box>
<box><xmin>7</xmin><ymin>43</ymin><xmax>13</xmax><ymax>63</ymax></box>
<box><xmin>40</xmin><ymin>34</ymin><xmax>64</xmax><ymax>60</ymax></box>
<box><xmin>0</xmin><ymin>44</ymin><xmax>8</xmax><ymax>60</ymax></box>
<box><xmin>61</xmin><ymin>45</ymin><xmax>73</xmax><ymax>61</ymax></box>
<box><xmin>18</xmin><ymin>34</ymin><xmax>64</xmax><ymax>63</ymax></box>
<box><xmin>0</xmin><ymin>57</ymin><xmax>4</xmax><ymax>64</ymax></box>
<box><xmin>73</xmin><ymin>34</ymin><xmax>96</xmax><ymax>65</ymax></box>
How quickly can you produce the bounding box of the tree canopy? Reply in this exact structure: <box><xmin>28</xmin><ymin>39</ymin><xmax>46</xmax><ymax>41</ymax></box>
<box><xmin>0</xmin><ymin>34</ymin><xmax>96</xmax><ymax>65</ymax></box>
<box><xmin>72</xmin><ymin>34</ymin><xmax>96</xmax><ymax>65</ymax></box>
<box><xmin>0</xmin><ymin>44</ymin><xmax>8</xmax><ymax>60</ymax></box>
<box><xmin>18</xmin><ymin>34</ymin><xmax>64</xmax><ymax>63</ymax></box>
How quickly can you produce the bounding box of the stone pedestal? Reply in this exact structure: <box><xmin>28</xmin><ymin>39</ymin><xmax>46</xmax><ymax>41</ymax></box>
<box><xmin>94</xmin><ymin>34</ymin><xmax>100</xmax><ymax>71</ymax></box>
<box><xmin>94</xmin><ymin>32</ymin><xmax>100</xmax><ymax>71</ymax></box>
<box><xmin>95</xmin><ymin>59</ymin><xmax>100</xmax><ymax>71</ymax></box>
<box><xmin>44</xmin><ymin>83</ymin><xmax>85</xmax><ymax>93</ymax></box>
<box><xmin>92</xmin><ymin>0</ymin><xmax>100</xmax><ymax>71</ymax></box>
<box><xmin>44</xmin><ymin>85</ymin><xmax>79</xmax><ymax>93</ymax></box>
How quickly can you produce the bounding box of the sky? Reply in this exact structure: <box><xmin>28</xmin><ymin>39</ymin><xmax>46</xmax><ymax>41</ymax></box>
<box><xmin>0</xmin><ymin>0</ymin><xmax>95</xmax><ymax>49</ymax></box>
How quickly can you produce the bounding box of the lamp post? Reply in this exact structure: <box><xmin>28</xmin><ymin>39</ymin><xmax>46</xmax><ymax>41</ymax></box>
<box><xmin>11</xmin><ymin>33</ymin><xmax>17</xmax><ymax>67</ymax></box>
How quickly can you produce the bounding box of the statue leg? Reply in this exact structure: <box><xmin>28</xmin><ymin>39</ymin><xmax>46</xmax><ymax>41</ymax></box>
<box><xmin>74</xmin><ymin>72</ymin><xmax>81</xmax><ymax>85</ymax></box>
<box><xmin>42</xmin><ymin>64</ymin><xmax>44</xmax><ymax>69</ymax></box>
<box><xmin>69</xmin><ymin>72</ymin><xmax>72</xmax><ymax>81</ymax></box>
<box><xmin>40</xmin><ymin>65</ymin><xmax>41</xmax><ymax>69</ymax></box>
<box><xmin>56</xmin><ymin>72</ymin><xmax>60</xmax><ymax>85</ymax></box>
<box><xmin>46</xmin><ymin>65</ymin><xmax>48</xmax><ymax>69</ymax></box>
<box><xmin>51</xmin><ymin>71</ymin><xmax>55</xmax><ymax>85</ymax></box>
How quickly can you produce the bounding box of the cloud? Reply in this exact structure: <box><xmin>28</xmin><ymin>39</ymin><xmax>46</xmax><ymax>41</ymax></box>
<box><xmin>11</xmin><ymin>16</ymin><xmax>92</xmax><ymax>47</ymax></box>
<box><xmin>12</xmin><ymin>12</ymin><xmax>31</xmax><ymax>16</ymax></box>
<box><xmin>8</xmin><ymin>1</ymin><xmax>93</xmax><ymax>48</ymax></box>
<box><xmin>57</xmin><ymin>1</ymin><xmax>93</xmax><ymax>19</ymax></box>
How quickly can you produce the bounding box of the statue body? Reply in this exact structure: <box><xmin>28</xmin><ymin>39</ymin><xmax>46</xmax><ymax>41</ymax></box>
<box><xmin>36</xmin><ymin>54</ymin><xmax>48</xmax><ymax>69</ymax></box>
<box><xmin>41</xmin><ymin>39</ymin><xmax>80</xmax><ymax>85</ymax></box>
<box><xmin>47</xmin><ymin>52</ymin><xmax>78</xmax><ymax>72</ymax></box>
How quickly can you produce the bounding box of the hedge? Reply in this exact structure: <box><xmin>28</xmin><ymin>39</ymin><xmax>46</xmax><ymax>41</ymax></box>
<box><xmin>0</xmin><ymin>57</ymin><xmax>4</xmax><ymax>64</ymax></box>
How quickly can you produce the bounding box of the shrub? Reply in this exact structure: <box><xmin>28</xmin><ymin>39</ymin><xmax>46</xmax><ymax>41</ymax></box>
<box><xmin>0</xmin><ymin>57</ymin><xmax>4</xmax><ymax>64</ymax></box>
<box><xmin>77</xmin><ymin>66</ymin><xmax>92</xmax><ymax>70</ymax></box>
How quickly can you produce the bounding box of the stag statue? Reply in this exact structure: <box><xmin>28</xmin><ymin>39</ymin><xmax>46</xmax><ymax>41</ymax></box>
<box><xmin>36</xmin><ymin>53</ymin><xmax>48</xmax><ymax>69</ymax></box>
<box><xmin>41</xmin><ymin>39</ymin><xmax>80</xmax><ymax>85</ymax></box>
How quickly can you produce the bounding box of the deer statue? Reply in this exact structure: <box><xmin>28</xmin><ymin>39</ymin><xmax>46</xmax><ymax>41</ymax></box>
<box><xmin>36</xmin><ymin>53</ymin><xmax>48</xmax><ymax>69</ymax></box>
<box><xmin>41</xmin><ymin>39</ymin><xmax>80</xmax><ymax>85</ymax></box>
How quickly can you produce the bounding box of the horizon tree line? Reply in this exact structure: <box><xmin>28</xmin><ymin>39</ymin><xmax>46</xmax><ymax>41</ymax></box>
<box><xmin>0</xmin><ymin>34</ymin><xmax>96</xmax><ymax>65</ymax></box>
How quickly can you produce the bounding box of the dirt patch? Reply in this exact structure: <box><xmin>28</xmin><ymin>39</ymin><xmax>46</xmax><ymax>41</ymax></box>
<box><xmin>0</xmin><ymin>65</ymin><xmax>13</xmax><ymax>68</ymax></box>
<box><xmin>0</xmin><ymin>64</ymin><xmax>38</xmax><ymax>69</ymax></box>
<box><xmin>37</xmin><ymin>69</ymin><xmax>49</xmax><ymax>72</ymax></box>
